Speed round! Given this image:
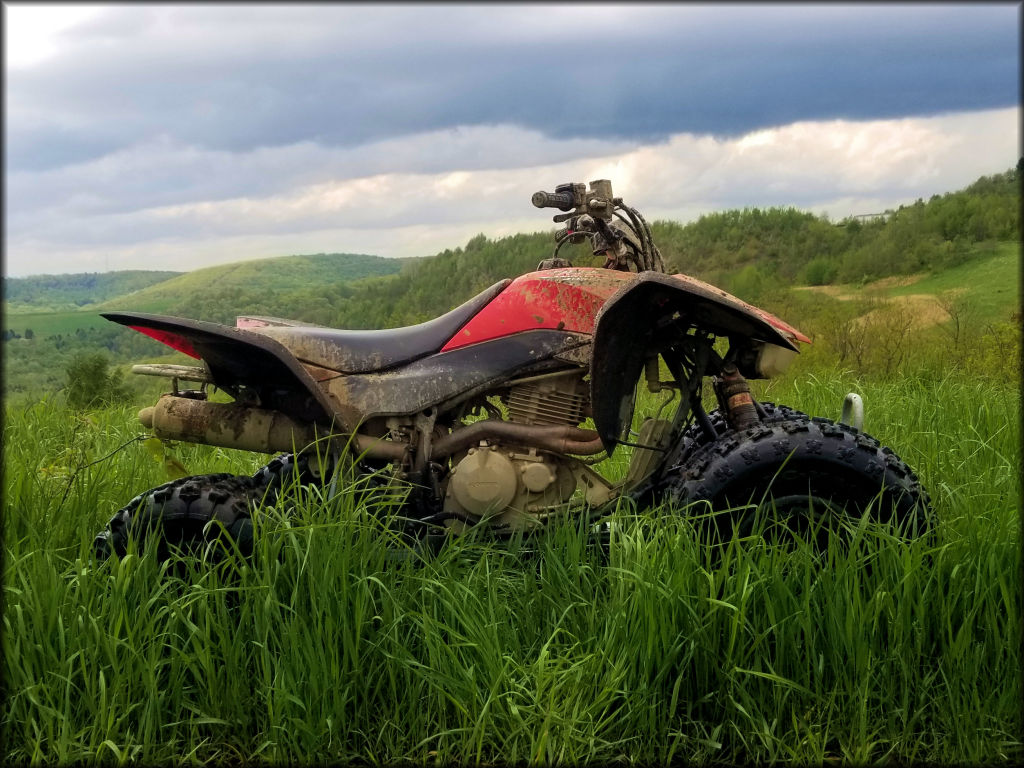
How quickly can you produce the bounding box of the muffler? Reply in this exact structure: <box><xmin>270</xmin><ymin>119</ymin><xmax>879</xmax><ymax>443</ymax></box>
<box><xmin>140</xmin><ymin>395</ymin><xmax>318</xmax><ymax>454</ymax></box>
<box><xmin>140</xmin><ymin>395</ymin><xmax>405</xmax><ymax>459</ymax></box>
<box><xmin>140</xmin><ymin>395</ymin><xmax>605</xmax><ymax>460</ymax></box>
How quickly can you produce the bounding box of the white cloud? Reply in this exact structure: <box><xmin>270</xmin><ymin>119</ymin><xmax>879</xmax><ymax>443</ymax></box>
<box><xmin>4</xmin><ymin>107</ymin><xmax>1018</xmax><ymax>276</ymax></box>
<box><xmin>4</xmin><ymin>4</ymin><xmax>106</xmax><ymax>68</ymax></box>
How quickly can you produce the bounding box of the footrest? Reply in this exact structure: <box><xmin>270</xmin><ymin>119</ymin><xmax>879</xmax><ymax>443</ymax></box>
<box><xmin>131</xmin><ymin>364</ymin><xmax>212</xmax><ymax>383</ymax></box>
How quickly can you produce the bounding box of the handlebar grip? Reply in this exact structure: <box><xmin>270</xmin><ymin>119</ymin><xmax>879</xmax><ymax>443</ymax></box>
<box><xmin>531</xmin><ymin>190</ymin><xmax>575</xmax><ymax>210</ymax></box>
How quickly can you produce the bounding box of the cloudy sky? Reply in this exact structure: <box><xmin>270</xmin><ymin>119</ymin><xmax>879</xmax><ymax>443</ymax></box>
<box><xmin>3</xmin><ymin>3</ymin><xmax>1020</xmax><ymax>277</ymax></box>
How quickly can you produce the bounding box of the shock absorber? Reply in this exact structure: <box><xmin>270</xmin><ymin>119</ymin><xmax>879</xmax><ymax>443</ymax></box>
<box><xmin>715</xmin><ymin>363</ymin><xmax>760</xmax><ymax>431</ymax></box>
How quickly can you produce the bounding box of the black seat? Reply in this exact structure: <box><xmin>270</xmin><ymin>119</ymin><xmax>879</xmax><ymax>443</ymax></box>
<box><xmin>255</xmin><ymin>279</ymin><xmax>511</xmax><ymax>373</ymax></box>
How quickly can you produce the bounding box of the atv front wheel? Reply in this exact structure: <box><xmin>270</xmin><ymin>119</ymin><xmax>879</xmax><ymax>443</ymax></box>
<box><xmin>673</xmin><ymin>401</ymin><xmax>808</xmax><ymax>465</ymax></box>
<box><xmin>664</xmin><ymin>417</ymin><xmax>931</xmax><ymax>544</ymax></box>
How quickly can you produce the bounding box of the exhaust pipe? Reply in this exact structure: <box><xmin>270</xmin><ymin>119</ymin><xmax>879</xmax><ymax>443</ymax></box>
<box><xmin>141</xmin><ymin>395</ymin><xmax>405</xmax><ymax>459</ymax></box>
<box><xmin>141</xmin><ymin>396</ymin><xmax>603</xmax><ymax>460</ymax></box>
<box><xmin>432</xmin><ymin>420</ymin><xmax>604</xmax><ymax>458</ymax></box>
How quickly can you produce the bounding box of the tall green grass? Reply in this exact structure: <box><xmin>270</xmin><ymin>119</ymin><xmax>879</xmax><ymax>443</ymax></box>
<box><xmin>3</xmin><ymin>369</ymin><xmax>1020</xmax><ymax>764</ymax></box>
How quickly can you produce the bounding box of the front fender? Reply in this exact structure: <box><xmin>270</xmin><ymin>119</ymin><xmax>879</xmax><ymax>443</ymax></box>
<box><xmin>589</xmin><ymin>272</ymin><xmax>807</xmax><ymax>451</ymax></box>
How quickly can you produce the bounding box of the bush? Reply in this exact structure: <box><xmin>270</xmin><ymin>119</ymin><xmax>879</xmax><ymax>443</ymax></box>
<box><xmin>64</xmin><ymin>351</ymin><xmax>130</xmax><ymax>409</ymax></box>
<box><xmin>727</xmin><ymin>264</ymin><xmax>782</xmax><ymax>303</ymax></box>
<box><xmin>802</xmin><ymin>257</ymin><xmax>838</xmax><ymax>286</ymax></box>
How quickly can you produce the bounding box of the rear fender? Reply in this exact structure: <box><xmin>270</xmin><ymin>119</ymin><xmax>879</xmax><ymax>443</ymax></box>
<box><xmin>590</xmin><ymin>272</ymin><xmax>806</xmax><ymax>451</ymax></box>
<box><xmin>102</xmin><ymin>311</ymin><xmax>339</xmax><ymax>428</ymax></box>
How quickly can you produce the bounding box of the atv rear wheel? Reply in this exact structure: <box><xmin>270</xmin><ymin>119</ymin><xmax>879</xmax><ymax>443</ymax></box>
<box><xmin>93</xmin><ymin>474</ymin><xmax>262</xmax><ymax>562</ymax></box>
<box><xmin>251</xmin><ymin>451</ymin><xmax>334</xmax><ymax>497</ymax></box>
<box><xmin>664</xmin><ymin>417</ymin><xmax>931</xmax><ymax>544</ymax></box>
<box><xmin>94</xmin><ymin>447</ymin><xmax>404</xmax><ymax>563</ymax></box>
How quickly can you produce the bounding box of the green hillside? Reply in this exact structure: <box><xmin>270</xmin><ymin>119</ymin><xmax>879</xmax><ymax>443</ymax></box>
<box><xmin>95</xmin><ymin>252</ymin><xmax>405</xmax><ymax>325</ymax></box>
<box><xmin>2</xmin><ymin>311</ymin><xmax>110</xmax><ymax>338</ymax></box>
<box><xmin>4</xmin><ymin>270</ymin><xmax>182</xmax><ymax>313</ymax></box>
<box><xmin>884</xmin><ymin>241</ymin><xmax>1017</xmax><ymax>311</ymax></box>
<box><xmin>2</xmin><ymin>252</ymin><xmax>405</xmax><ymax>399</ymax></box>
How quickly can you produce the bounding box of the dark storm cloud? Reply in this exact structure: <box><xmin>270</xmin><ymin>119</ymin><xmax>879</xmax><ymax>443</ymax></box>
<box><xmin>6</xmin><ymin>4</ymin><xmax>1019</xmax><ymax>276</ymax></box>
<box><xmin>7</xmin><ymin>4</ymin><xmax>1018</xmax><ymax>172</ymax></box>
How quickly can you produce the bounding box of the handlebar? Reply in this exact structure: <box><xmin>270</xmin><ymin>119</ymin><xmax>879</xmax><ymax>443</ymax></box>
<box><xmin>531</xmin><ymin>190</ymin><xmax>576</xmax><ymax>211</ymax></box>
<box><xmin>532</xmin><ymin>179</ymin><xmax>666</xmax><ymax>274</ymax></box>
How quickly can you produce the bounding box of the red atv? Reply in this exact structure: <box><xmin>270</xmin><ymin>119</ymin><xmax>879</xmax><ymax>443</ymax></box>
<box><xmin>94</xmin><ymin>180</ymin><xmax>929</xmax><ymax>560</ymax></box>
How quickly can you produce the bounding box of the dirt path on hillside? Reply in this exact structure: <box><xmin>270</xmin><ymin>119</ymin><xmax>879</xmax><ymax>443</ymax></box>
<box><xmin>853</xmin><ymin>294</ymin><xmax>953</xmax><ymax>331</ymax></box>
<box><xmin>795</xmin><ymin>275</ymin><xmax>956</xmax><ymax>331</ymax></box>
<box><xmin>794</xmin><ymin>274</ymin><xmax>926</xmax><ymax>301</ymax></box>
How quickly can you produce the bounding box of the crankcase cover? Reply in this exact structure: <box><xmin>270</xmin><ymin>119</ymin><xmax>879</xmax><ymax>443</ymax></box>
<box><xmin>449</xmin><ymin>446</ymin><xmax>518</xmax><ymax>517</ymax></box>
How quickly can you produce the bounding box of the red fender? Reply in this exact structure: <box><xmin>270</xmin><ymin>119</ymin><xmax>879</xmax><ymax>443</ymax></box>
<box><xmin>441</xmin><ymin>267</ymin><xmax>809</xmax><ymax>352</ymax></box>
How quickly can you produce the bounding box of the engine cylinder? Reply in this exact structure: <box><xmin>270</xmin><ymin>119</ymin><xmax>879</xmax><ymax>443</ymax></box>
<box><xmin>507</xmin><ymin>371</ymin><xmax>588</xmax><ymax>426</ymax></box>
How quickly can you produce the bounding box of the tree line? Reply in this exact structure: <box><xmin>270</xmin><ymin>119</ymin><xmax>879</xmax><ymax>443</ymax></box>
<box><xmin>4</xmin><ymin>270</ymin><xmax>182</xmax><ymax>311</ymax></box>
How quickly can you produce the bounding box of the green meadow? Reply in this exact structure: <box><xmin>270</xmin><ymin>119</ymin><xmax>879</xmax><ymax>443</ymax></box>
<box><xmin>3</xmin><ymin>311</ymin><xmax>110</xmax><ymax>338</ymax></box>
<box><xmin>2</xmin><ymin>363</ymin><xmax>1020</xmax><ymax>764</ymax></box>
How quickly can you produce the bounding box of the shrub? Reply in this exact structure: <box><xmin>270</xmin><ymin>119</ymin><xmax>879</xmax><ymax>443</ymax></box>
<box><xmin>64</xmin><ymin>351</ymin><xmax>130</xmax><ymax>409</ymax></box>
<box><xmin>728</xmin><ymin>264</ymin><xmax>782</xmax><ymax>303</ymax></box>
<box><xmin>802</xmin><ymin>257</ymin><xmax>838</xmax><ymax>286</ymax></box>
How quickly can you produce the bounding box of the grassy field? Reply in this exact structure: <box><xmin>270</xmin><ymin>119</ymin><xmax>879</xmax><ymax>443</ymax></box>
<box><xmin>2</xmin><ymin>311</ymin><xmax>110</xmax><ymax>338</ymax></box>
<box><xmin>3</xmin><ymin>238</ymin><xmax>1021</xmax><ymax>764</ymax></box>
<box><xmin>884</xmin><ymin>242</ymin><xmax>1019</xmax><ymax>305</ymax></box>
<box><xmin>3</xmin><ymin>361</ymin><xmax>1020</xmax><ymax>764</ymax></box>
<box><xmin>790</xmin><ymin>243</ymin><xmax>1019</xmax><ymax>323</ymax></box>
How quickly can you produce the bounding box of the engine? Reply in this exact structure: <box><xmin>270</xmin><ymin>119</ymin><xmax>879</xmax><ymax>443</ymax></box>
<box><xmin>442</xmin><ymin>370</ymin><xmax>589</xmax><ymax>529</ymax></box>
<box><xmin>506</xmin><ymin>370</ymin><xmax>589</xmax><ymax>427</ymax></box>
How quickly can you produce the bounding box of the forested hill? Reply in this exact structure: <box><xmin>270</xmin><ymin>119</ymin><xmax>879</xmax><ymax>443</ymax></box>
<box><xmin>658</xmin><ymin>165</ymin><xmax>1021</xmax><ymax>290</ymax></box>
<box><xmin>4</xmin><ymin>270</ymin><xmax>182</xmax><ymax>313</ymax></box>
<box><xmin>324</xmin><ymin>165</ymin><xmax>1020</xmax><ymax>330</ymax></box>
<box><xmin>94</xmin><ymin>252</ymin><xmax>406</xmax><ymax>325</ymax></box>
